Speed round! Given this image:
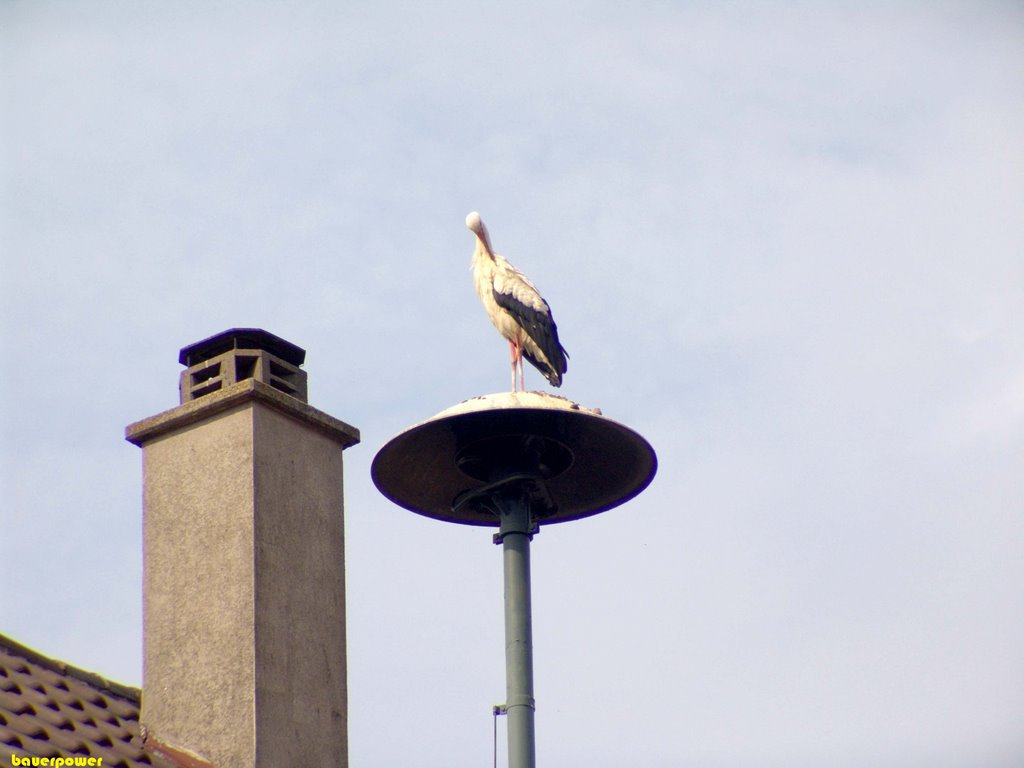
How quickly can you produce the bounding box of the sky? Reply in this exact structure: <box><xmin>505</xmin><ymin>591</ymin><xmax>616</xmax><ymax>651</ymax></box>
<box><xmin>2</xmin><ymin>2</ymin><xmax>1023</xmax><ymax>766</ymax></box>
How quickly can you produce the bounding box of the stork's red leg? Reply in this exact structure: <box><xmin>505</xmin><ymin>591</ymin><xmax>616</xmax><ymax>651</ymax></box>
<box><xmin>517</xmin><ymin>339</ymin><xmax>525</xmax><ymax>392</ymax></box>
<box><xmin>509</xmin><ymin>339</ymin><xmax>518</xmax><ymax>392</ymax></box>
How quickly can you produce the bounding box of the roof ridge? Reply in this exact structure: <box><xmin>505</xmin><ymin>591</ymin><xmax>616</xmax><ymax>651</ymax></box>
<box><xmin>0</xmin><ymin>632</ymin><xmax>141</xmax><ymax>703</ymax></box>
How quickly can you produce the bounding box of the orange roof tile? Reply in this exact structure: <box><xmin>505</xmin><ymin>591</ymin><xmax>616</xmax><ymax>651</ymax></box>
<box><xmin>0</xmin><ymin>634</ymin><xmax>172</xmax><ymax>767</ymax></box>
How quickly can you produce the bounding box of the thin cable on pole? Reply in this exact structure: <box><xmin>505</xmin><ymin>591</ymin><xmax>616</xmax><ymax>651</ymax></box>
<box><xmin>493</xmin><ymin>705</ymin><xmax>507</xmax><ymax>768</ymax></box>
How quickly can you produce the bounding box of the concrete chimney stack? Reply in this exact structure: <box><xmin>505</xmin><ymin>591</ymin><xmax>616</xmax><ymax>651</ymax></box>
<box><xmin>126</xmin><ymin>329</ymin><xmax>359</xmax><ymax>767</ymax></box>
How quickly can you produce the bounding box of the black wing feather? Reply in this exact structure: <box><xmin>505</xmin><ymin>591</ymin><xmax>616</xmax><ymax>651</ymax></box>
<box><xmin>493</xmin><ymin>288</ymin><xmax>569</xmax><ymax>386</ymax></box>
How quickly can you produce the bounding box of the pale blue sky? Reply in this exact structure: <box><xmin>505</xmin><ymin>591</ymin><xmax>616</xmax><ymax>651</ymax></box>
<box><xmin>2</xmin><ymin>3</ymin><xmax>1023</xmax><ymax>766</ymax></box>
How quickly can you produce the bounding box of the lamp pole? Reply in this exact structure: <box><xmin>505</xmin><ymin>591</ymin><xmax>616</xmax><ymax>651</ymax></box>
<box><xmin>370</xmin><ymin>392</ymin><xmax>658</xmax><ymax>768</ymax></box>
<box><xmin>494</xmin><ymin>489</ymin><xmax>537</xmax><ymax>768</ymax></box>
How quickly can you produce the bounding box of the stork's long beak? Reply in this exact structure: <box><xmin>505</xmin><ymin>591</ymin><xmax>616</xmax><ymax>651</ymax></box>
<box><xmin>466</xmin><ymin>211</ymin><xmax>494</xmax><ymax>257</ymax></box>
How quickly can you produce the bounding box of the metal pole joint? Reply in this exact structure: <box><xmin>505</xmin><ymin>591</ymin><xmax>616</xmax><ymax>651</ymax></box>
<box><xmin>504</xmin><ymin>693</ymin><xmax>536</xmax><ymax>710</ymax></box>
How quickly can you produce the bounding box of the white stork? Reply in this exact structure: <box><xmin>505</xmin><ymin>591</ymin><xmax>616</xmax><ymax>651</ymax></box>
<box><xmin>466</xmin><ymin>211</ymin><xmax>568</xmax><ymax>392</ymax></box>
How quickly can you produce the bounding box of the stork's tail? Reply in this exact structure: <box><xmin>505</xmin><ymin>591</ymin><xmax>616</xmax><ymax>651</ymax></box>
<box><xmin>539</xmin><ymin>345</ymin><xmax>568</xmax><ymax>387</ymax></box>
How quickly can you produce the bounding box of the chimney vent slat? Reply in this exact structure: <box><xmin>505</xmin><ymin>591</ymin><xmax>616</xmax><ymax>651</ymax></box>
<box><xmin>178</xmin><ymin>329</ymin><xmax>308</xmax><ymax>404</ymax></box>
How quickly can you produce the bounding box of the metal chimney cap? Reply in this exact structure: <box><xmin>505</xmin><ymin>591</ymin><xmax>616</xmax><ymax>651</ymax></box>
<box><xmin>371</xmin><ymin>392</ymin><xmax>657</xmax><ymax>527</ymax></box>
<box><xmin>178</xmin><ymin>328</ymin><xmax>306</xmax><ymax>367</ymax></box>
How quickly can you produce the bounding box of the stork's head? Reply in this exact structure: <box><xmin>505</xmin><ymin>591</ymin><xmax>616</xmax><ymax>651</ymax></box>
<box><xmin>465</xmin><ymin>211</ymin><xmax>485</xmax><ymax>235</ymax></box>
<box><xmin>465</xmin><ymin>211</ymin><xmax>493</xmax><ymax>255</ymax></box>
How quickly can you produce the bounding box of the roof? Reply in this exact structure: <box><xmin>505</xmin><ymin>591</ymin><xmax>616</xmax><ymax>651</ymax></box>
<box><xmin>0</xmin><ymin>634</ymin><xmax>162</xmax><ymax>767</ymax></box>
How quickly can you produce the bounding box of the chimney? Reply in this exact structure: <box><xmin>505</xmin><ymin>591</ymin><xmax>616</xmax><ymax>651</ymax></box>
<box><xmin>126</xmin><ymin>329</ymin><xmax>360</xmax><ymax>767</ymax></box>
